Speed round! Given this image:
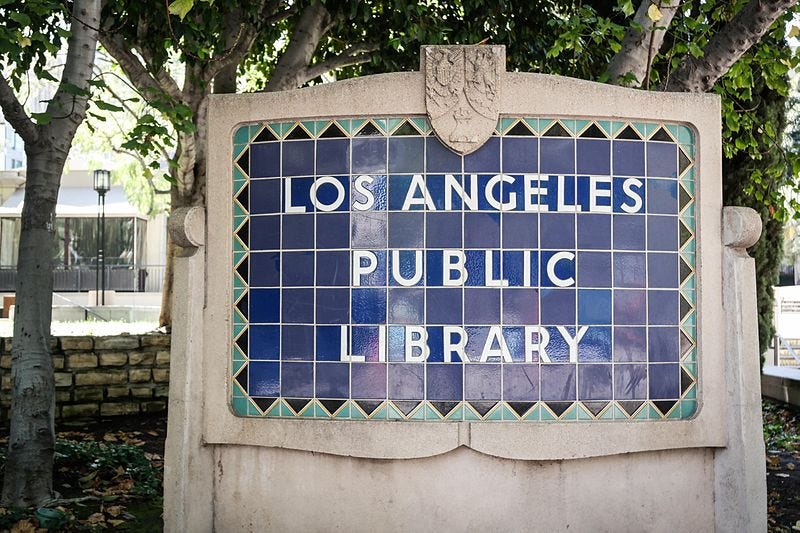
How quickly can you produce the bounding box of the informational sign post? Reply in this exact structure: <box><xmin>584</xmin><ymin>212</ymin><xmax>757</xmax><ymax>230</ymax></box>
<box><xmin>230</xmin><ymin>112</ymin><xmax>697</xmax><ymax>421</ymax></box>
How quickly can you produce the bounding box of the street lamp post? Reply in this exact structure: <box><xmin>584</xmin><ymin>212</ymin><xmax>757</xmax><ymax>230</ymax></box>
<box><xmin>93</xmin><ymin>169</ymin><xmax>111</xmax><ymax>306</ymax></box>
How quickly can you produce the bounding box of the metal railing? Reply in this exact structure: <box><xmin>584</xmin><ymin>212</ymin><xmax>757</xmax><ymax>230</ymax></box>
<box><xmin>771</xmin><ymin>335</ymin><xmax>800</xmax><ymax>366</ymax></box>
<box><xmin>0</xmin><ymin>265</ymin><xmax>165</xmax><ymax>293</ymax></box>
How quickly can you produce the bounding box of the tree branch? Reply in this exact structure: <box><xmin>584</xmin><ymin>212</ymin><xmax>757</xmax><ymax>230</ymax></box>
<box><xmin>662</xmin><ymin>0</ymin><xmax>798</xmax><ymax>92</ymax></box>
<box><xmin>606</xmin><ymin>0</ymin><xmax>680</xmax><ymax>87</ymax></box>
<box><xmin>264</xmin><ymin>0</ymin><xmax>332</xmax><ymax>92</ymax></box>
<box><xmin>303</xmin><ymin>43</ymin><xmax>379</xmax><ymax>82</ymax></box>
<box><xmin>99</xmin><ymin>15</ymin><xmax>181</xmax><ymax>102</ymax></box>
<box><xmin>0</xmin><ymin>76</ymin><xmax>38</xmax><ymax>144</ymax></box>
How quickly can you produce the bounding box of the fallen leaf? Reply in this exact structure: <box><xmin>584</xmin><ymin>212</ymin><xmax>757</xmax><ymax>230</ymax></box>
<box><xmin>106</xmin><ymin>505</ymin><xmax>123</xmax><ymax>517</ymax></box>
<box><xmin>789</xmin><ymin>25</ymin><xmax>800</xmax><ymax>38</ymax></box>
<box><xmin>147</xmin><ymin>430</ymin><xmax>158</xmax><ymax>436</ymax></box>
<box><xmin>10</xmin><ymin>519</ymin><xmax>38</xmax><ymax>533</ymax></box>
<box><xmin>787</xmin><ymin>463</ymin><xmax>796</xmax><ymax>470</ymax></box>
<box><xmin>108</xmin><ymin>519</ymin><xmax>126</xmax><ymax>527</ymax></box>
<box><xmin>103</xmin><ymin>433</ymin><xmax>118</xmax><ymax>442</ymax></box>
<box><xmin>85</xmin><ymin>512</ymin><xmax>105</xmax><ymax>525</ymax></box>
<box><xmin>775</xmin><ymin>473</ymin><xmax>790</xmax><ymax>478</ymax></box>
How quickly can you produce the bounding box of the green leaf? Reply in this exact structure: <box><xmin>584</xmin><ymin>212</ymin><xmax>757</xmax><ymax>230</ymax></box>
<box><xmin>94</xmin><ymin>100</ymin><xmax>124</xmax><ymax>112</ymax></box>
<box><xmin>31</xmin><ymin>112</ymin><xmax>51</xmax><ymax>125</ymax></box>
<box><xmin>168</xmin><ymin>0</ymin><xmax>194</xmax><ymax>20</ymax></box>
<box><xmin>619</xmin><ymin>0</ymin><xmax>634</xmax><ymax>17</ymax></box>
<box><xmin>9</xmin><ymin>12</ymin><xmax>31</xmax><ymax>26</ymax></box>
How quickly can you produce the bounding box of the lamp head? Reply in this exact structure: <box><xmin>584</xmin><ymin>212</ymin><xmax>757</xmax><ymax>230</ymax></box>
<box><xmin>93</xmin><ymin>169</ymin><xmax>111</xmax><ymax>194</ymax></box>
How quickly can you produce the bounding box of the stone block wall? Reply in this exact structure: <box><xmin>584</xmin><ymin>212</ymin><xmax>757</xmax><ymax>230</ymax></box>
<box><xmin>0</xmin><ymin>333</ymin><xmax>170</xmax><ymax>419</ymax></box>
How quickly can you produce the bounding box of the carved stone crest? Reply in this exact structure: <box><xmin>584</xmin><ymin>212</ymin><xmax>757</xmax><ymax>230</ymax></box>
<box><xmin>423</xmin><ymin>45</ymin><xmax>504</xmax><ymax>155</ymax></box>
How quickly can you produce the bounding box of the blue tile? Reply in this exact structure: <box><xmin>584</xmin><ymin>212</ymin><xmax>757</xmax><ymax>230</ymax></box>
<box><xmin>502</xmin><ymin>288</ymin><xmax>538</xmax><ymax>325</ymax></box>
<box><xmin>613</xmin><ymin>289</ymin><xmax>646</xmax><ymax>325</ymax></box>
<box><xmin>352</xmin><ymin>137</ymin><xmax>387</xmax><ymax>174</ymax></box>
<box><xmin>612</xmin><ymin>177</ymin><xmax>645</xmax><ymax>214</ymax></box>
<box><xmin>316</xmin><ymin>139</ymin><xmax>350</xmax><ymax>175</ymax></box>
<box><xmin>426</xmin><ymin>136</ymin><xmax>461</xmax><ymax>173</ymax></box>
<box><xmin>576</xmin><ymin>176</ymin><xmax>613</xmax><ymax>212</ymax></box>
<box><xmin>648</xmin><ymin>327</ymin><xmax>680</xmax><ymax>362</ymax></box>
<box><xmin>464</xmin><ymin>288</ymin><xmax>500</xmax><ymax>324</ymax></box>
<box><xmin>502</xmin><ymin>251</ymin><xmax>525</xmax><ymax>287</ymax></box>
<box><xmin>388</xmin><ymin>212</ymin><xmax>424</xmax><ymax>248</ymax></box>
<box><xmin>545</xmin><ymin>326</ymin><xmax>571</xmax><ymax>362</ymax></box>
<box><xmin>648</xmin><ymin>363</ymin><xmax>680</xmax><ymax>399</ymax></box>
<box><xmin>540</xmin><ymin>138</ymin><xmax>575</xmax><ymax>174</ymax></box>
<box><xmin>426</xmin><ymin>250</ymin><xmax>444</xmax><ymax>286</ymax></box>
<box><xmin>541</xmin><ymin>251</ymin><xmax>575</xmax><ymax>288</ymax></box>
<box><xmin>540</xmin><ymin>213</ymin><xmax>575</xmax><ymax>249</ymax></box>
<box><xmin>284</xmin><ymin>177</ymin><xmax>314</xmax><ymax>212</ymax></box>
<box><xmin>352</xmin><ymin>174</ymin><xmax>387</xmax><ymax>211</ymax></box>
<box><xmin>613</xmin><ymin>252</ymin><xmax>646</xmax><ymax>288</ymax></box>
<box><xmin>316</xmin><ymin>326</ymin><xmax>342</xmax><ymax>361</ymax></box>
<box><xmin>426</xmin><ymin>212</ymin><xmax>462</xmax><ymax>248</ymax></box>
<box><xmin>352</xmin><ymin>326</ymin><xmax>382</xmax><ymax>361</ymax></box>
<box><xmin>315</xmin><ymin>213</ymin><xmax>350</xmax><ymax>249</ymax></box>
<box><xmin>541</xmin><ymin>364</ymin><xmax>576</xmax><ymax>401</ymax></box>
<box><xmin>612</xmin><ymin>140</ymin><xmax>644</xmax><ymax>176</ymax></box>
<box><xmin>281</xmin><ymin>362</ymin><xmax>313</xmax><ymax>397</ymax></box>
<box><xmin>613</xmin><ymin>214</ymin><xmax>645</xmax><ymax>250</ymax></box>
<box><xmin>282</xmin><ymin>140</ymin><xmax>314</xmax><ymax>176</ymax></box>
<box><xmin>464</xmin><ymin>174</ymin><xmax>498</xmax><ymax>210</ymax></box>
<box><xmin>249</xmin><ymin>288</ymin><xmax>280</xmax><ymax>323</ymax></box>
<box><xmin>249</xmin><ymin>143</ymin><xmax>280</xmax><ymax>178</ymax></box>
<box><xmin>388</xmin><ymin>287</ymin><xmax>424</xmax><ymax>324</ymax></box>
<box><xmin>577</xmin><ymin>213</ymin><xmax>611</xmax><ymax>250</ymax></box>
<box><xmin>465</xmin><ymin>364</ymin><xmax>501</xmax><ymax>400</ymax></box>
<box><xmin>281</xmin><ymin>288</ymin><xmax>314</xmax><ymax>323</ymax></box>
<box><xmin>249</xmin><ymin>361</ymin><xmax>280</xmax><ymax>396</ymax></box>
<box><xmin>540</xmin><ymin>289</ymin><xmax>575</xmax><ymax>324</ymax></box>
<box><xmin>388</xmin><ymin>175</ymin><xmax>417</xmax><ymax>211</ymax></box>
<box><xmin>316</xmin><ymin>251</ymin><xmax>350</xmax><ymax>286</ymax></box>
<box><xmin>648</xmin><ymin>253</ymin><xmax>678</xmax><ymax>288</ymax></box>
<box><xmin>352</xmin><ymin>212</ymin><xmax>388</xmax><ymax>249</ymax></box>
<box><xmin>464</xmin><ymin>136</ymin><xmax>500</xmax><ymax>173</ymax></box>
<box><xmin>389</xmin><ymin>137</ymin><xmax>424</xmax><ymax>173</ymax></box>
<box><xmin>250</xmin><ymin>215</ymin><xmax>280</xmax><ymax>251</ymax></box>
<box><xmin>541</xmin><ymin>175</ymin><xmax>577</xmax><ymax>212</ymax></box>
<box><xmin>464</xmin><ymin>326</ymin><xmax>490</xmax><ymax>362</ymax></box>
<box><xmin>315</xmin><ymin>288</ymin><xmax>349</xmax><ymax>324</ymax></box>
<box><xmin>352</xmin><ymin>288</ymin><xmax>387</xmax><ymax>324</ymax></box>
<box><xmin>578</xmin><ymin>364</ymin><xmax>612</xmax><ymax>400</ymax></box>
<box><xmin>250</xmin><ymin>180</ymin><xmax>281</xmax><ymax>214</ymax></box>
<box><xmin>250</xmin><ymin>251</ymin><xmax>280</xmax><ymax>287</ymax></box>
<box><xmin>503</xmin><ymin>364</ymin><xmax>539</xmax><ymax>401</ymax></box>
<box><xmin>427</xmin><ymin>364</ymin><xmax>464</xmax><ymax>401</ymax></box>
<box><xmin>647</xmin><ymin>216</ymin><xmax>679</xmax><ymax>251</ymax></box>
<box><xmin>353</xmin><ymin>250</ymin><xmax>386</xmax><ymax>286</ymax></box>
<box><xmin>502</xmin><ymin>213</ymin><xmax>538</xmax><ymax>248</ymax></box>
<box><xmin>578</xmin><ymin>289</ymin><xmax>611</xmax><ymax>325</ymax></box>
<box><xmin>313</xmin><ymin>175</ymin><xmax>349</xmax><ymax>212</ymax></box>
<box><xmin>647</xmin><ymin>179</ymin><xmax>678</xmax><ymax>214</ymax></box>
<box><xmin>647</xmin><ymin>142</ymin><xmax>677</xmax><ymax>178</ymax></box>
<box><xmin>281</xmin><ymin>214</ymin><xmax>314</xmax><ymax>249</ymax></box>
<box><xmin>389</xmin><ymin>250</ymin><xmax>424</xmax><ymax>287</ymax></box>
<box><xmin>576</xmin><ymin>138</ymin><xmax>610</xmax><ymax>175</ymax></box>
<box><xmin>426</xmin><ymin>288</ymin><xmax>463</xmax><ymax>325</ymax></box>
<box><xmin>389</xmin><ymin>364</ymin><xmax>424</xmax><ymax>400</ymax></box>
<box><xmin>613</xmin><ymin>326</ymin><xmax>646</xmax><ymax>362</ymax></box>
<box><xmin>504</xmin><ymin>327</ymin><xmax>526</xmax><ymax>362</ymax></box>
<box><xmin>281</xmin><ymin>251</ymin><xmax>314</xmax><ymax>286</ymax></box>
<box><xmin>614</xmin><ymin>363</ymin><xmax>647</xmax><ymax>399</ymax></box>
<box><xmin>388</xmin><ymin>326</ymin><xmax>407</xmax><ymax>362</ymax></box>
<box><xmin>502</xmin><ymin>137</ymin><xmax>538</xmax><ymax>173</ymax></box>
<box><xmin>577</xmin><ymin>326</ymin><xmax>612</xmax><ymax>362</ymax></box>
<box><xmin>249</xmin><ymin>325</ymin><xmax>280</xmax><ymax>360</ymax></box>
<box><xmin>281</xmin><ymin>325</ymin><xmax>314</xmax><ymax>360</ymax></box>
<box><xmin>648</xmin><ymin>290</ymin><xmax>679</xmax><ymax>325</ymax></box>
<box><xmin>423</xmin><ymin>174</ymin><xmax>448</xmax><ymax>210</ymax></box>
<box><xmin>351</xmin><ymin>363</ymin><xmax>387</xmax><ymax>399</ymax></box>
<box><xmin>577</xmin><ymin>251</ymin><xmax>611</xmax><ymax>287</ymax></box>
<box><xmin>315</xmin><ymin>363</ymin><xmax>349</xmax><ymax>398</ymax></box>
<box><xmin>464</xmin><ymin>212</ymin><xmax>500</xmax><ymax>248</ymax></box>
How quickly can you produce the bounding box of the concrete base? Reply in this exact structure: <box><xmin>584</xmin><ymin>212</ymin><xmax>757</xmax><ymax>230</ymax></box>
<box><xmin>762</xmin><ymin>367</ymin><xmax>800</xmax><ymax>406</ymax></box>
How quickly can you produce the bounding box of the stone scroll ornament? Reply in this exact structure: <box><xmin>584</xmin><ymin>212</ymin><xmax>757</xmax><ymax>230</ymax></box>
<box><xmin>424</xmin><ymin>45</ymin><xmax>504</xmax><ymax>154</ymax></box>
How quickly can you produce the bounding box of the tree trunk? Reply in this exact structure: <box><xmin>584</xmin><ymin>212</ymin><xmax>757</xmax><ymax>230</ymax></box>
<box><xmin>1</xmin><ymin>147</ymin><xmax>64</xmax><ymax>506</ymax></box>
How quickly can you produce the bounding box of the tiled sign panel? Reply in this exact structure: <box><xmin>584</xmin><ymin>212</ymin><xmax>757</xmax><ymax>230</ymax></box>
<box><xmin>231</xmin><ymin>117</ymin><xmax>698</xmax><ymax>421</ymax></box>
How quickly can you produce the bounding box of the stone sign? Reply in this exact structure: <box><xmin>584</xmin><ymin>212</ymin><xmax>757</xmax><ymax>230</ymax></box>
<box><xmin>164</xmin><ymin>45</ymin><xmax>766</xmax><ymax>532</ymax></box>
